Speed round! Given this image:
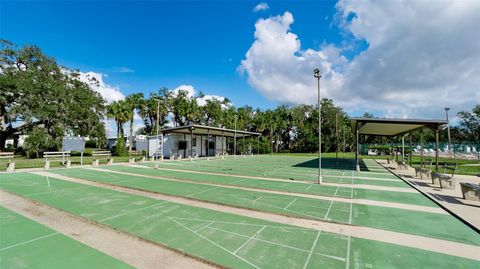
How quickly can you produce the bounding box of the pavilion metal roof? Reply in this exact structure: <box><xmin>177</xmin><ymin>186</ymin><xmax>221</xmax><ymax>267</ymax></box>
<box><xmin>351</xmin><ymin>118</ymin><xmax>448</xmax><ymax>136</ymax></box>
<box><xmin>153</xmin><ymin>124</ymin><xmax>261</xmax><ymax>138</ymax></box>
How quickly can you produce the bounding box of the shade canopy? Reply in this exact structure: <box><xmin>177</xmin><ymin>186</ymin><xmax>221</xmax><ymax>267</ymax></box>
<box><xmin>158</xmin><ymin>124</ymin><xmax>261</xmax><ymax>138</ymax></box>
<box><xmin>351</xmin><ymin>118</ymin><xmax>448</xmax><ymax>136</ymax></box>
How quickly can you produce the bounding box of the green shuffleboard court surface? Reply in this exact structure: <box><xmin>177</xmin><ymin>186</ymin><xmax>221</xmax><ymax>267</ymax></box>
<box><xmin>0</xmin><ymin>172</ymin><xmax>478</xmax><ymax>269</ymax></box>
<box><xmin>140</xmin><ymin>156</ymin><xmax>400</xmax><ymax>182</ymax></box>
<box><xmin>100</xmin><ymin>164</ymin><xmax>436</xmax><ymax>207</ymax></box>
<box><xmin>0</xmin><ymin>206</ymin><xmax>133</xmax><ymax>269</ymax></box>
<box><xmin>48</xmin><ymin>168</ymin><xmax>480</xmax><ymax>246</ymax></box>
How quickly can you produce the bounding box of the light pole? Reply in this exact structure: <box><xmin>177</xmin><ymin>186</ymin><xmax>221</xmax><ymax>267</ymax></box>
<box><xmin>445</xmin><ymin>107</ymin><xmax>452</xmax><ymax>156</ymax></box>
<box><xmin>314</xmin><ymin>68</ymin><xmax>322</xmax><ymax>184</ymax></box>
<box><xmin>155</xmin><ymin>99</ymin><xmax>161</xmax><ymax>168</ymax></box>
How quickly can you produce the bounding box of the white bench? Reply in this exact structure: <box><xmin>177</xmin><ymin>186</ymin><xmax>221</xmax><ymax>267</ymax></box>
<box><xmin>431</xmin><ymin>163</ymin><xmax>457</xmax><ymax>189</ymax></box>
<box><xmin>460</xmin><ymin>183</ymin><xmax>480</xmax><ymax>201</ymax></box>
<box><xmin>92</xmin><ymin>151</ymin><xmax>113</xmax><ymax>167</ymax></box>
<box><xmin>0</xmin><ymin>152</ymin><xmax>15</xmax><ymax>172</ymax></box>
<box><xmin>415</xmin><ymin>160</ymin><xmax>432</xmax><ymax>179</ymax></box>
<box><xmin>43</xmin><ymin>151</ymin><xmax>71</xmax><ymax>169</ymax></box>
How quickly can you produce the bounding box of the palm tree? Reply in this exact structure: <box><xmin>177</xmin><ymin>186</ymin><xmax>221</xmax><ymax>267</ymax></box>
<box><xmin>107</xmin><ymin>100</ymin><xmax>130</xmax><ymax>139</ymax></box>
<box><xmin>125</xmin><ymin>93</ymin><xmax>144</xmax><ymax>151</ymax></box>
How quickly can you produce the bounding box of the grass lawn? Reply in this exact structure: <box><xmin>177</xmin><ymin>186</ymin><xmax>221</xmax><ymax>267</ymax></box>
<box><xmin>0</xmin><ymin>155</ymin><xmax>131</xmax><ymax>171</ymax></box>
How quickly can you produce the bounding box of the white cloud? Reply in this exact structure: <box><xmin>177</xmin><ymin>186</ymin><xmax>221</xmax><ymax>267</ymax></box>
<box><xmin>254</xmin><ymin>2</ymin><xmax>269</xmax><ymax>12</ymax></box>
<box><xmin>172</xmin><ymin>85</ymin><xmax>230</xmax><ymax>107</ymax></box>
<box><xmin>239</xmin><ymin>12</ymin><xmax>345</xmax><ymax>105</ymax></box>
<box><xmin>240</xmin><ymin>1</ymin><xmax>480</xmax><ymax>119</ymax></box>
<box><xmin>76</xmin><ymin>71</ymin><xmax>125</xmax><ymax>103</ymax></box>
<box><xmin>172</xmin><ymin>85</ymin><xmax>196</xmax><ymax>98</ymax></box>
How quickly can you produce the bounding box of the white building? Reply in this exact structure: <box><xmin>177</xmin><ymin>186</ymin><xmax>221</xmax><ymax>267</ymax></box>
<box><xmin>146</xmin><ymin>125</ymin><xmax>261</xmax><ymax>158</ymax></box>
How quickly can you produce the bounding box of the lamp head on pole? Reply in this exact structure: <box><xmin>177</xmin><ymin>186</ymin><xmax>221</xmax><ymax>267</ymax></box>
<box><xmin>313</xmin><ymin>68</ymin><xmax>321</xmax><ymax>79</ymax></box>
<box><xmin>445</xmin><ymin>107</ymin><xmax>450</xmax><ymax>112</ymax></box>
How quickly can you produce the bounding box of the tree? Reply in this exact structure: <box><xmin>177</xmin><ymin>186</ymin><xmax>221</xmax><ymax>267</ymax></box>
<box><xmin>125</xmin><ymin>93</ymin><xmax>144</xmax><ymax>151</ymax></box>
<box><xmin>106</xmin><ymin>100</ymin><xmax>130</xmax><ymax>156</ymax></box>
<box><xmin>0</xmin><ymin>40</ymin><xmax>106</xmax><ymax>151</ymax></box>
<box><xmin>457</xmin><ymin>104</ymin><xmax>480</xmax><ymax>141</ymax></box>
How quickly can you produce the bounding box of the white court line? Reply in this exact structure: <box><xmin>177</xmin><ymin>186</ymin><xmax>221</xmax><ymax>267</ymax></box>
<box><xmin>284</xmin><ymin>198</ymin><xmax>298</xmax><ymax>210</ymax></box>
<box><xmin>194</xmin><ymin>221</ymin><xmax>215</xmax><ymax>232</ymax></box>
<box><xmin>304</xmin><ymin>184</ymin><xmax>313</xmax><ymax>192</ymax></box>
<box><xmin>302</xmin><ymin>230</ymin><xmax>322</xmax><ymax>269</ymax></box>
<box><xmin>324</xmin><ymin>200</ymin><xmax>334</xmax><ymax>220</ymax></box>
<box><xmin>25</xmin><ymin>185</ymin><xmax>90</xmax><ymax>198</ymax></box>
<box><xmin>0</xmin><ymin>232</ymin><xmax>59</xmax><ymax>252</ymax></box>
<box><xmin>99</xmin><ymin>201</ymin><xmax>169</xmax><ymax>222</ymax></box>
<box><xmin>186</xmin><ymin>186</ymin><xmax>219</xmax><ymax>198</ymax></box>
<box><xmin>169</xmin><ymin>216</ymin><xmax>312</xmax><ymax>231</ymax></box>
<box><xmin>345</xmin><ymin>236</ymin><xmax>351</xmax><ymax>269</ymax></box>
<box><xmin>233</xmin><ymin>226</ymin><xmax>266</xmax><ymax>254</ymax></box>
<box><xmin>253</xmin><ymin>196</ymin><xmax>263</xmax><ymax>203</ymax></box>
<box><xmin>205</xmin><ymin>225</ymin><xmax>346</xmax><ymax>262</ymax></box>
<box><xmin>168</xmin><ymin>217</ymin><xmax>261</xmax><ymax>269</ymax></box>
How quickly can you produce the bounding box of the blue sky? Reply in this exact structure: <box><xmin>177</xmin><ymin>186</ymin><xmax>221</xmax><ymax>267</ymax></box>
<box><xmin>2</xmin><ymin>0</ymin><xmax>349</xmax><ymax>109</ymax></box>
<box><xmin>1</xmin><ymin>0</ymin><xmax>478</xmax><ymax>124</ymax></box>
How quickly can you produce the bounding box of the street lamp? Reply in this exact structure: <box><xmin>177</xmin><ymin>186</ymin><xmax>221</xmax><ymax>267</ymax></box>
<box><xmin>314</xmin><ymin>68</ymin><xmax>322</xmax><ymax>184</ymax></box>
<box><xmin>445</xmin><ymin>107</ymin><xmax>452</xmax><ymax>157</ymax></box>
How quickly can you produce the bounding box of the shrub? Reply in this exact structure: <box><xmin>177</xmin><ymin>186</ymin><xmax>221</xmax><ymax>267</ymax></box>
<box><xmin>23</xmin><ymin>128</ymin><xmax>58</xmax><ymax>158</ymax></box>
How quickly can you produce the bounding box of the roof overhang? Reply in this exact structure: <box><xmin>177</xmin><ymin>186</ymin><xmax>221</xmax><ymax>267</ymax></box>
<box><xmin>150</xmin><ymin>125</ymin><xmax>261</xmax><ymax>138</ymax></box>
<box><xmin>351</xmin><ymin>118</ymin><xmax>448</xmax><ymax>136</ymax></box>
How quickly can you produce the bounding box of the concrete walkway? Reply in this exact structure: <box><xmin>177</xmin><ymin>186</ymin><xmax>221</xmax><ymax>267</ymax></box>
<box><xmin>377</xmin><ymin>159</ymin><xmax>480</xmax><ymax>230</ymax></box>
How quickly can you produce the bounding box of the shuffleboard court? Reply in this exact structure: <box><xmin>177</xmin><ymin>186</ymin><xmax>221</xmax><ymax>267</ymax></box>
<box><xmin>46</xmin><ymin>168</ymin><xmax>480</xmax><ymax>246</ymax></box>
<box><xmin>141</xmin><ymin>156</ymin><xmax>401</xmax><ymax>183</ymax></box>
<box><xmin>0</xmin><ymin>172</ymin><xmax>478</xmax><ymax>268</ymax></box>
<box><xmin>0</xmin><ymin>206</ymin><xmax>133</xmax><ymax>269</ymax></box>
<box><xmin>99</xmin><ymin>164</ymin><xmax>436</xmax><ymax>207</ymax></box>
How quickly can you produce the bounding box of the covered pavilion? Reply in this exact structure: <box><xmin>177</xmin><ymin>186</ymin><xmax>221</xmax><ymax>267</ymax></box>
<box><xmin>351</xmin><ymin>118</ymin><xmax>448</xmax><ymax>171</ymax></box>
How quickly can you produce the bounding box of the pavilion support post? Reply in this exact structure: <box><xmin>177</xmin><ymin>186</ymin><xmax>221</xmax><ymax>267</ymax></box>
<box><xmin>207</xmin><ymin>129</ymin><xmax>210</xmax><ymax>160</ymax></box>
<box><xmin>409</xmin><ymin>133</ymin><xmax>413</xmax><ymax>167</ymax></box>
<box><xmin>257</xmin><ymin>136</ymin><xmax>260</xmax><ymax>155</ymax></box>
<box><xmin>420</xmin><ymin>129</ymin><xmax>424</xmax><ymax>167</ymax></box>
<box><xmin>184</xmin><ymin>133</ymin><xmax>186</xmax><ymax>159</ymax></box>
<box><xmin>243</xmin><ymin>135</ymin><xmax>245</xmax><ymax>157</ymax></box>
<box><xmin>200</xmin><ymin>135</ymin><xmax>203</xmax><ymax>158</ymax></box>
<box><xmin>190</xmin><ymin>129</ymin><xmax>193</xmax><ymax>161</ymax></box>
<box><xmin>355</xmin><ymin>124</ymin><xmax>360</xmax><ymax>172</ymax></box>
<box><xmin>435</xmin><ymin>125</ymin><xmax>440</xmax><ymax>172</ymax></box>
<box><xmin>221</xmin><ymin>131</ymin><xmax>224</xmax><ymax>159</ymax></box>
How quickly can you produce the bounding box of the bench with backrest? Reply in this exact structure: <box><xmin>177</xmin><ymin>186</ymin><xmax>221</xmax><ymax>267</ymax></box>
<box><xmin>396</xmin><ymin>158</ymin><xmax>408</xmax><ymax>169</ymax></box>
<box><xmin>460</xmin><ymin>183</ymin><xmax>480</xmax><ymax>201</ymax></box>
<box><xmin>43</xmin><ymin>151</ymin><xmax>71</xmax><ymax>169</ymax></box>
<box><xmin>128</xmin><ymin>150</ymin><xmax>143</xmax><ymax>164</ymax></box>
<box><xmin>91</xmin><ymin>150</ymin><xmax>113</xmax><ymax>166</ymax></box>
<box><xmin>415</xmin><ymin>159</ymin><xmax>432</xmax><ymax>179</ymax></box>
<box><xmin>431</xmin><ymin>163</ymin><xmax>458</xmax><ymax>189</ymax></box>
<box><xmin>0</xmin><ymin>152</ymin><xmax>15</xmax><ymax>172</ymax></box>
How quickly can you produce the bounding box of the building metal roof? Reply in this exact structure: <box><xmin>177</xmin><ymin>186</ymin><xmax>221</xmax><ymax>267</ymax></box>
<box><xmin>149</xmin><ymin>124</ymin><xmax>261</xmax><ymax>138</ymax></box>
<box><xmin>351</xmin><ymin>118</ymin><xmax>448</xmax><ymax>136</ymax></box>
